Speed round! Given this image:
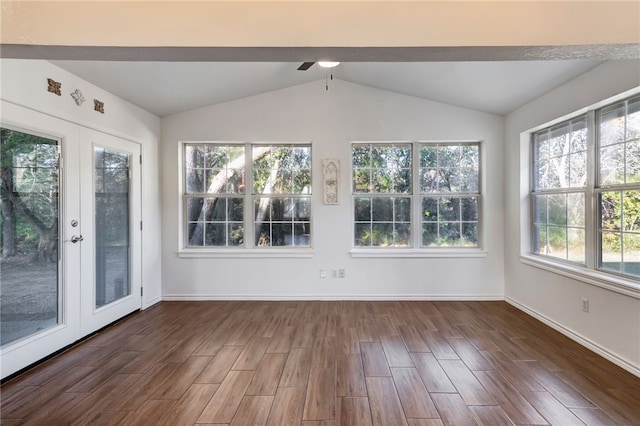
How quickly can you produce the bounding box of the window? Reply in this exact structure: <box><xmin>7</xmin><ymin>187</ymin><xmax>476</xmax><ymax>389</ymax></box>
<box><xmin>532</xmin><ymin>116</ymin><xmax>587</xmax><ymax>263</ymax></box>
<box><xmin>352</xmin><ymin>141</ymin><xmax>481</xmax><ymax>249</ymax></box>
<box><xmin>420</xmin><ymin>143</ymin><xmax>480</xmax><ymax>247</ymax></box>
<box><xmin>598</xmin><ymin>96</ymin><xmax>640</xmax><ymax>277</ymax></box>
<box><xmin>530</xmin><ymin>94</ymin><xmax>640</xmax><ymax>280</ymax></box>
<box><xmin>183</xmin><ymin>143</ymin><xmax>312</xmax><ymax>249</ymax></box>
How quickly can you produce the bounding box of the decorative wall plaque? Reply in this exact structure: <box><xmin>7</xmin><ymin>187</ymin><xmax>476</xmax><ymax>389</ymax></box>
<box><xmin>94</xmin><ymin>99</ymin><xmax>105</xmax><ymax>113</ymax></box>
<box><xmin>70</xmin><ymin>89</ymin><xmax>85</xmax><ymax>106</ymax></box>
<box><xmin>323</xmin><ymin>158</ymin><xmax>339</xmax><ymax>205</ymax></box>
<box><xmin>47</xmin><ymin>78</ymin><xmax>61</xmax><ymax>96</ymax></box>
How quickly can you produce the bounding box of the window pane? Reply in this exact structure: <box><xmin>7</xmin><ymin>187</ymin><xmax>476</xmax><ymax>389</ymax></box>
<box><xmin>394</xmin><ymin>224</ymin><xmax>411</xmax><ymax>246</ymax></box>
<box><xmin>1</xmin><ymin>129</ymin><xmax>60</xmax><ymax>346</ymax></box>
<box><xmin>372</xmin><ymin>223</ymin><xmax>393</xmax><ymax>246</ymax></box>
<box><xmin>624</xmin><ymin>191</ymin><xmax>640</xmax><ymax>232</ymax></box>
<box><xmin>570</xmin><ymin>118</ymin><xmax>588</xmax><ymax>153</ymax></box>
<box><xmin>535</xmin><ymin>131</ymin><xmax>549</xmax><ymax>161</ymax></box>
<box><xmin>439</xmin><ymin>223</ymin><xmax>461</xmax><ymax>245</ymax></box>
<box><xmin>422</xmin><ymin>223</ymin><xmax>438</xmax><ymax>246</ymax></box>
<box><xmin>352</xmin><ymin>145</ymin><xmax>371</xmax><ymax>168</ymax></box>
<box><xmin>420</xmin><ymin>146</ymin><xmax>437</xmax><ymax>167</ymax></box>
<box><xmin>422</xmin><ymin>197</ymin><xmax>438</xmax><ymax>222</ymax></box>
<box><xmin>547</xmin><ymin>226</ymin><xmax>567</xmax><ymax>259</ymax></box>
<box><xmin>394</xmin><ymin>198</ymin><xmax>411</xmax><ymax>222</ymax></box>
<box><xmin>627</xmin><ymin>96</ymin><xmax>640</xmax><ymax>140</ymax></box>
<box><xmin>623</xmin><ymin>233</ymin><xmax>640</xmax><ymax>277</ymax></box>
<box><xmin>353</xmin><ymin>168</ymin><xmax>371</xmax><ymax>193</ymax></box>
<box><xmin>548</xmin><ymin>194</ymin><xmax>567</xmax><ymax>226</ymax></box>
<box><xmin>438</xmin><ymin>145</ymin><xmax>460</xmax><ymax>168</ymax></box>
<box><xmin>355</xmin><ymin>223</ymin><xmax>372</xmax><ymax>246</ymax></box>
<box><xmin>600</xmin><ymin>191</ymin><xmax>621</xmax><ymax>231</ymax></box>
<box><xmin>420</xmin><ymin>168</ymin><xmax>438</xmax><ymax>192</ymax></box>
<box><xmin>627</xmin><ymin>141</ymin><xmax>640</xmax><ymax>183</ymax></box>
<box><xmin>601</xmin><ymin>232</ymin><xmax>622</xmax><ymax>272</ymax></box>
<box><xmin>533</xmin><ymin>195</ymin><xmax>547</xmax><ymax>225</ymax></box>
<box><xmin>254</xmin><ymin>197</ymin><xmax>311</xmax><ymax>247</ymax></box>
<box><xmin>567</xmin><ymin>228</ymin><xmax>585</xmax><ymax>264</ymax></box>
<box><xmin>462</xmin><ymin>223</ymin><xmax>478</xmax><ymax>247</ymax></box>
<box><xmin>549</xmin><ymin>125</ymin><xmax>569</xmax><ymax>157</ymax></box>
<box><xmin>372</xmin><ymin>197</ymin><xmax>393</xmax><ymax>221</ymax></box>
<box><xmin>461</xmin><ymin>197</ymin><xmax>478</xmax><ymax>221</ymax></box>
<box><xmin>186</xmin><ymin>168</ymin><xmax>204</xmax><ymax>193</ymax></box>
<box><xmin>599</xmin><ymin>103</ymin><xmax>625</xmax><ymax>147</ymax></box>
<box><xmin>600</xmin><ymin>144</ymin><xmax>625</xmax><ymax>186</ymax></box>
<box><xmin>439</xmin><ymin>197</ymin><xmax>460</xmax><ymax>221</ymax></box>
<box><xmin>567</xmin><ymin>193</ymin><xmax>584</xmax><ymax>227</ymax></box>
<box><xmin>569</xmin><ymin>151</ymin><xmax>587</xmax><ymax>188</ymax></box>
<box><xmin>373</xmin><ymin>169</ymin><xmax>394</xmax><ymax>193</ymax></box>
<box><xmin>534</xmin><ymin>225</ymin><xmax>548</xmax><ymax>255</ymax></box>
<box><xmin>355</xmin><ymin>197</ymin><xmax>371</xmax><ymax>221</ymax></box>
<box><xmin>205</xmin><ymin>223</ymin><xmax>226</xmax><ymax>246</ymax></box>
<box><xmin>253</xmin><ymin>146</ymin><xmax>310</xmax><ymax>195</ymax></box>
<box><xmin>229</xmin><ymin>224</ymin><xmax>244</xmax><ymax>246</ymax></box>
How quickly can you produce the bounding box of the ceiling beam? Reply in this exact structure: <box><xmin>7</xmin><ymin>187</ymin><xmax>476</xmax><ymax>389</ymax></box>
<box><xmin>2</xmin><ymin>1</ymin><xmax>639</xmax><ymax>51</ymax></box>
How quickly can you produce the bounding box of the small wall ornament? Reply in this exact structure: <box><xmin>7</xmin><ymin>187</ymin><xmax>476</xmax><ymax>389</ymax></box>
<box><xmin>70</xmin><ymin>89</ymin><xmax>85</xmax><ymax>106</ymax></box>
<box><xmin>47</xmin><ymin>78</ymin><xmax>61</xmax><ymax>96</ymax></box>
<box><xmin>94</xmin><ymin>99</ymin><xmax>105</xmax><ymax>114</ymax></box>
<box><xmin>323</xmin><ymin>158</ymin><xmax>339</xmax><ymax>205</ymax></box>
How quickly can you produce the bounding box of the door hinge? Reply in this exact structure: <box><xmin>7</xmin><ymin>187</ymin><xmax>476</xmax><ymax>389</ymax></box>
<box><xmin>140</xmin><ymin>221</ymin><xmax>143</xmax><ymax>231</ymax></box>
<box><xmin>141</xmin><ymin>287</ymin><xmax>143</xmax><ymax>297</ymax></box>
<box><xmin>139</xmin><ymin>155</ymin><xmax>142</xmax><ymax>164</ymax></box>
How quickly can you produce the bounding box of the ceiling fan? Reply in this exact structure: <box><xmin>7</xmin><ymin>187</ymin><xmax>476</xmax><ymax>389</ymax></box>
<box><xmin>297</xmin><ymin>61</ymin><xmax>340</xmax><ymax>71</ymax></box>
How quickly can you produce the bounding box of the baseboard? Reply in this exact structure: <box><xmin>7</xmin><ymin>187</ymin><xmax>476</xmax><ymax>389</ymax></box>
<box><xmin>161</xmin><ymin>294</ymin><xmax>504</xmax><ymax>301</ymax></box>
<box><xmin>505</xmin><ymin>297</ymin><xmax>640</xmax><ymax>378</ymax></box>
<box><xmin>142</xmin><ymin>296</ymin><xmax>162</xmax><ymax>309</ymax></box>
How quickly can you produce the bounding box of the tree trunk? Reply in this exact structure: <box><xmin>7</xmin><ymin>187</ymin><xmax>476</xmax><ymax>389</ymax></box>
<box><xmin>0</xmin><ymin>167</ymin><xmax>17</xmax><ymax>257</ymax></box>
<box><xmin>188</xmin><ymin>147</ymin><xmax>272</xmax><ymax>246</ymax></box>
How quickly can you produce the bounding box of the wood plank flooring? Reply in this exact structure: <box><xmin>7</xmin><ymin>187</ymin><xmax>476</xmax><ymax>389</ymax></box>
<box><xmin>1</xmin><ymin>301</ymin><xmax>639</xmax><ymax>425</ymax></box>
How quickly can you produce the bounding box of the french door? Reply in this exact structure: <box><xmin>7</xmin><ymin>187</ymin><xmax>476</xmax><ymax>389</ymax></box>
<box><xmin>0</xmin><ymin>102</ymin><xmax>141</xmax><ymax>378</ymax></box>
<box><xmin>78</xmin><ymin>129</ymin><xmax>141</xmax><ymax>335</ymax></box>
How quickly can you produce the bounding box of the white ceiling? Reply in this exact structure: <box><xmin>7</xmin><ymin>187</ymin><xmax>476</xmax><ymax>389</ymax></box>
<box><xmin>51</xmin><ymin>60</ymin><xmax>604</xmax><ymax>117</ymax></box>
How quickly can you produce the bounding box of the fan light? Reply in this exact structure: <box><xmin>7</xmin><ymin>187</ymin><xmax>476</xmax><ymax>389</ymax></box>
<box><xmin>318</xmin><ymin>61</ymin><xmax>340</xmax><ymax>68</ymax></box>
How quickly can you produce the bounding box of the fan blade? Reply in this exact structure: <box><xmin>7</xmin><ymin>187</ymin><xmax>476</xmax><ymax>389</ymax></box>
<box><xmin>297</xmin><ymin>62</ymin><xmax>315</xmax><ymax>71</ymax></box>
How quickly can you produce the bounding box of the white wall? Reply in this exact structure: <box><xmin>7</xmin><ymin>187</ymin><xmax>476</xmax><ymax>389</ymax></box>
<box><xmin>504</xmin><ymin>60</ymin><xmax>640</xmax><ymax>375</ymax></box>
<box><xmin>161</xmin><ymin>79</ymin><xmax>505</xmax><ymax>299</ymax></box>
<box><xmin>0</xmin><ymin>59</ymin><xmax>163</xmax><ymax>308</ymax></box>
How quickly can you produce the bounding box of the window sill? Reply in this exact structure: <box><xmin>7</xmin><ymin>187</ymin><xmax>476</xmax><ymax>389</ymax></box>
<box><xmin>519</xmin><ymin>254</ymin><xmax>640</xmax><ymax>299</ymax></box>
<box><xmin>350</xmin><ymin>248</ymin><xmax>488</xmax><ymax>258</ymax></box>
<box><xmin>177</xmin><ymin>248</ymin><xmax>315</xmax><ymax>259</ymax></box>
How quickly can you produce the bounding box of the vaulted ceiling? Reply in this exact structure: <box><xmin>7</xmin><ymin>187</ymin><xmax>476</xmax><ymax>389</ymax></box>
<box><xmin>3</xmin><ymin>1</ymin><xmax>639</xmax><ymax>117</ymax></box>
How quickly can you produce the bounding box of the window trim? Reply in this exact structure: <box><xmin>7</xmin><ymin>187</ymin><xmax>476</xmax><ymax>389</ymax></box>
<box><xmin>522</xmin><ymin>88</ymin><xmax>640</xmax><ymax>295</ymax></box>
<box><xmin>177</xmin><ymin>141</ymin><xmax>314</xmax><ymax>258</ymax></box>
<box><xmin>350</xmin><ymin>140</ymin><xmax>485</xmax><ymax>256</ymax></box>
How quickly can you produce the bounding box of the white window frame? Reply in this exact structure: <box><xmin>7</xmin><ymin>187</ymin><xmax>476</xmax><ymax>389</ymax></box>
<box><xmin>177</xmin><ymin>141</ymin><xmax>314</xmax><ymax>258</ymax></box>
<box><xmin>521</xmin><ymin>89</ymin><xmax>640</xmax><ymax>297</ymax></box>
<box><xmin>350</xmin><ymin>140</ymin><xmax>486</xmax><ymax>258</ymax></box>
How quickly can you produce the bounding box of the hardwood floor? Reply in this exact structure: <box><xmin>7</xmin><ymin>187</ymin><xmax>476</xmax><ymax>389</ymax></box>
<box><xmin>1</xmin><ymin>301</ymin><xmax>639</xmax><ymax>425</ymax></box>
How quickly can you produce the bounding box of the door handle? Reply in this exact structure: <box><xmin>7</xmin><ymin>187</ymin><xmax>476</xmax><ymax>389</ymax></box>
<box><xmin>71</xmin><ymin>235</ymin><xmax>84</xmax><ymax>243</ymax></box>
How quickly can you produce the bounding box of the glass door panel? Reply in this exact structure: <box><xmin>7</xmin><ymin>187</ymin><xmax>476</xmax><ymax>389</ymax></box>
<box><xmin>79</xmin><ymin>128</ymin><xmax>141</xmax><ymax>336</ymax></box>
<box><xmin>0</xmin><ymin>128</ymin><xmax>60</xmax><ymax>346</ymax></box>
<box><xmin>94</xmin><ymin>147</ymin><xmax>130</xmax><ymax>307</ymax></box>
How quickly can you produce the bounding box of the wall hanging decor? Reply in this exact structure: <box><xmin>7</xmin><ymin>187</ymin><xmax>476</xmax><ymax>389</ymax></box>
<box><xmin>47</xmin><ymin>78</ymin><xmax>61</xmax><ymax>95</ymax></box>
<box><xmin>94</xmin><ymin>99</ymin><xmax>104</xmax><ymax>113</ymax></box>
<box><xmin>323</xmin><ymin>158</ymin><xmax>339</xmax><ymax>205</ymax></box>
<box><xmin>70</xmin><ymin>89</ymin><xmax>85</xmax><ymax>106</ymax></box>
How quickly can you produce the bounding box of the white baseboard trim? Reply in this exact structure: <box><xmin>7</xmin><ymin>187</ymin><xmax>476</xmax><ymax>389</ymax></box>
<box><xmin>505</xmin><ymin>297</ymin><xmax>640</xmax><ymax>378</ymax></box>
<box><xmin>142</xmin><ymin>296</ymin><xmax>162</xmax><ymax>309</ymax></box>
<box><xmin>161</xmin><ymin>294</ymin><xmax>504</xmax><ymax>302</ymax></box>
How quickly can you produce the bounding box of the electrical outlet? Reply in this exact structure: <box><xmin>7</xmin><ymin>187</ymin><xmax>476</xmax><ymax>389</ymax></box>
<box><xmin>319</xmin><ymin>269</ymin><xmax>326</xmax><ymax>278</ymax></box>
<box><xmin>331</xmin><ymin>269</ymin><xmax>338</xmax><ymax>278</ymax></box>
<box><xmin>339</xmin><ymin>269</ymin><xmax>345</xmax><ymax>278</ymax></box>
<box><xmin>581</xmin><ymin>297</ymin><xmax>589</xmax><ymax>313</ymax></box>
